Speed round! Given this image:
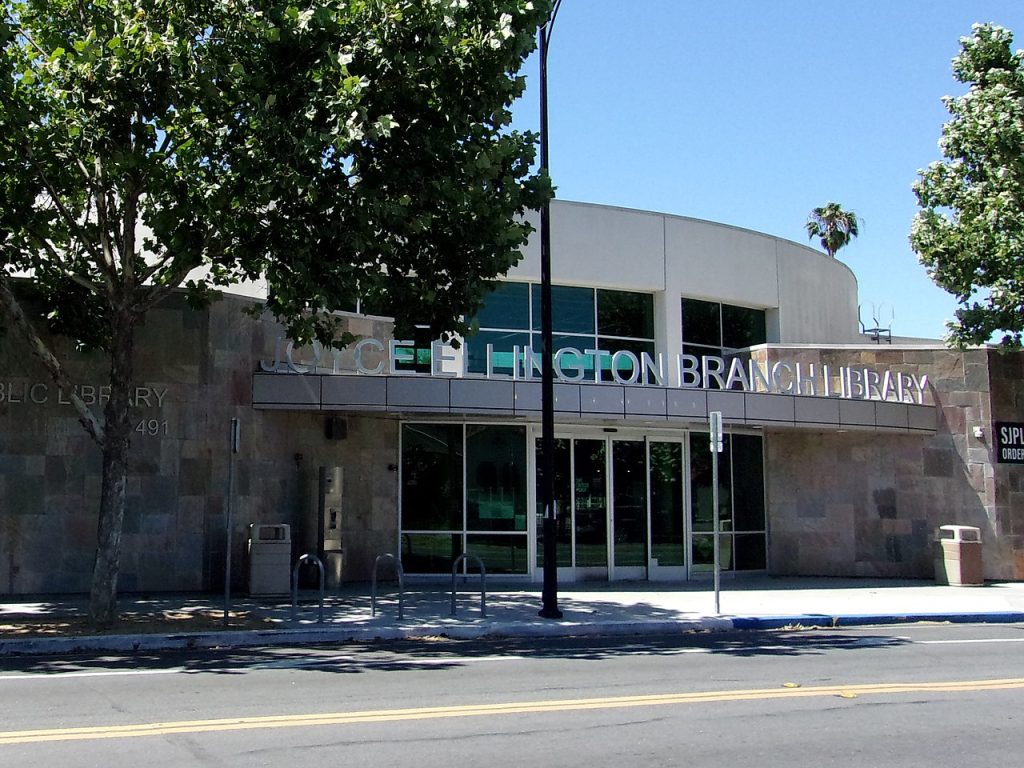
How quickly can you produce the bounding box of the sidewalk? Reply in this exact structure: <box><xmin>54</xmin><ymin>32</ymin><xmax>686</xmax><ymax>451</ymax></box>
<box><xmin>3</xmin><ymin>576</ymin><xmax>1024</xmax><ymax>656</ymax></box>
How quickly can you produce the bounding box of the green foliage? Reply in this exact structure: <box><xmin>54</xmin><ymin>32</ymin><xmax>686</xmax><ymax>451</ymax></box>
<box><xmin>1</xmin><ymin>0</ymin><xmax>551</xmax><ymax>347</ymax></box>
<box><xmin>0</xmin><ymin>0</ymin><xmax>551</xmax><ymax>626</ymax></box>
<box><xmin>911</xmin><ymin>23</ymin><xmax>1024</xmax><ymax>348</ymax></box>
<box><xmin>805</xmin><ymin>202</ymin><xmax>860</xmax><ymax>259</ymax></box>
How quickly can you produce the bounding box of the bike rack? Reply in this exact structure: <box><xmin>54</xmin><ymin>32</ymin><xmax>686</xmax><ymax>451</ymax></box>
<box><xmin>291</xmin><ymin>553</ymin><xmax>325</xmax><ymax>623</ymax></box>
<box><xmin>372</xmin><ymin>553</ymin><xmax>404</xmax><ymax>619</ymax></box>
<box><xmin>450</xmin><ymin>553</ymin><xmax>487</xmax><ymax>617</ymax></box>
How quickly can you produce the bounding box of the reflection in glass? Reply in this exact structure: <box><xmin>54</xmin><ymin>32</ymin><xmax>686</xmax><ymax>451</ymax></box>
<box><xmin>681</xmin><ymin>298</ymin><xmax>722</xmax><ymax>347</ymax></box>
<box><xmin>467</xmin><ymin>534</ymin><xmax>529</xmax><ymax>574</ymax></box>
<box><xmin>475</xmin><ymin>281</ymin><xmax>531</xmax><ymax>330</ymax></box>
<box><xmin>650</xmin><ymin>441</ymin><xmax>685</xmax><ymax>566</ymax></box>
<box><xmin>466</xmin><ymin>425</ymin><xmax>527</xmax><ymax>532</ymax></box>
<box><xmin>465</xmin><ymin>330</ymin><xmax>531</xmax><ymax>375</ymax></box>
<box><xmin>597</xmin><ymin>289</ymin><xmax>655</xmax><ymax>338</ymax></box>
<box><xmin>536</xmin><ymin>438</ymin><xmax>572</xmax><ymax>567</ymax></box>
<box><xmin>401</xmin><ymin>424</ymin><xmax>463</xmax><ymax>531</ymax></box>
<box><xmin>691</xmin><ymin>534</ymin><xmax>733</xmax><ymax>571</ymax></box>
<box><xmin>574</xmin><ymin>439</ymin><xmax>608</xmax><ymax>568</ymax></box>
<box><xmin>401</xmin><ymin>533</ymin><xmax>459</xmax><ymax>574</ymax></box>
<box><xmin>532</xmin><ymin>285</ymin><xmax>595</xmax><ymax>334</ymax></box>
<box><xmin>689</xmin><ymin>433</ymin><xmax>731</xmax><ymax>532</ymax></box>
<box><xmin>601</xmin><ymin>338</ymin><xmax>657</xmax><ymax>380</ymax></box>
<box><xmin>735</xmin><ymin>533</ymin><xmax>767</xmax><ymax>570</ymax></box>
<box><xmin>732</xmin><ymin>434</ymin><xmax>766</xmax><ymax>532</ymax></box>
<box><xmin>613</xmin><ymin>441</ymin><xmax>647</xmax><ymax>567</ymax></box>
<box><xmin>721</xmin><ymin>303</ymin><xmax>767</xmax><ymax>349</ymax></box>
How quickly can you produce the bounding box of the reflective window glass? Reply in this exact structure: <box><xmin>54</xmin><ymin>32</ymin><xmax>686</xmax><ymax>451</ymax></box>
<box><xmin>735</xmin><ymin>533</ymin><xmax>767</xmax><ymax>570</ymax></box>
<box><xmin>401</xmin><ymin>533</ymin><xmax>459</xmax><ymax>574</ymax></box>
<box><xmin>650</xmin><ymin>441</ymin><xmax>685</xmax><ymax>566</ymax></box>
<box><xmin>466</xmin><ymin>425</ymin><xmax>527</xmax><ymax>532</ymax></box>
<box><xmin>475</xmin><ymin>281</ymin><xmax>530</xmax><ymax>330</ymax></box>
<box><xmin>721</xmin><ymin>304</ymin><xmax>767</xmax><ymax>349</ymax></box>
<box><xmin>681</xmin><ymin>298</ymin><xmax>721</xmax><ymax>347</ymax></box>
<box><xmin>465</xmin><ymin>330</ymin><xmax>531</xmax><ymax>375</ymax></box>
<box><xmin>401</xmin><ymin>424</ymin><xmax>463</xmax><ymax>531</ymax></box>
<box><xmin>732</xmin><ymin>435</ymin><xmax>766</xmax><ymax>531</ymax></box>
<box><xmin>689</xmin><ymin>433</ymin><xmax>732</xmax><ymax>532</ymax></box>
<box><xmin>613</xmin><ymin>441</ymin><xmax>647</xmax><ymax>567</ymax></box>
<box><xmin>597</xmin><ymin>289</ymin><xmax>654</xmax><ymax>339</ymax></box>
<box><xmin>533</xmin><ymin>285</ymin><xmax>595</xmax><ymax>334</ymax></box>
<box><xmin>467</xmin><ymin>534</ymin><xmax>529</xmax><ymax>574</ymax></box>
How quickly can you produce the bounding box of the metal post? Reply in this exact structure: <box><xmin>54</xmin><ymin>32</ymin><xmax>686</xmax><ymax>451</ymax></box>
<box><xmin>223</xmin><ymin>417</ymin><xmax>240</xmax><ymax>627</ymax></box>
<box><xmin>539</xmin><ymin>0</ymin><xmax>563</xmax><ymax>621</ymax></box>
<box><xmin>709</xmin><ymin>411</ymin><xmax>723</xmax><ymax>615</ymax></box>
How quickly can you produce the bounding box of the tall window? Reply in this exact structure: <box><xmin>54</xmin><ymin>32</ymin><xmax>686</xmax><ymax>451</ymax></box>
<box><xmin>401</xmin><ymin>423</ymin><xmax>528</xmax><ymax>574</ymax></box>
<box><xmin>466</xmin><ymin>282</ymin><xmax>656</xmax><ymax>379</ymax></box>
<box><xmin>689</xmin><ymin>433</ymin><xmax>766</xmax><ymax>572</ymax></box>
<box><xmin>681</xmin><ymin>297</ymin><xmax>766</xmax><ymax>359</ymax></box>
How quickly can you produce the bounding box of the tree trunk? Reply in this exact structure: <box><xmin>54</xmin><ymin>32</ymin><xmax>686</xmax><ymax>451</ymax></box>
<box><xmin>88</xmin><ymin>307</ymin><xmax>136</xmax><ymax>628</ymax></box>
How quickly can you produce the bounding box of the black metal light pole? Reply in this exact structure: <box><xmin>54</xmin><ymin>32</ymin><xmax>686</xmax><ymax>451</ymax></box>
<box><xmin>538</xmin><ymin>0</ymin><xmax>563</xmax><ymax>619</ymax></box>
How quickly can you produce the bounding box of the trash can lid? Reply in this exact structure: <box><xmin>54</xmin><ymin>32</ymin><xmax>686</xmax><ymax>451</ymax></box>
<box><xmin>937</xmin><ymin>524</ymin><xmax>981</xmax><ymax>542</ymax></box>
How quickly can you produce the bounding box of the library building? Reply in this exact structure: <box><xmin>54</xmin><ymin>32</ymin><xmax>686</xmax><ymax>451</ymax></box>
<box><xmin>2</xmin><ymin>200</ymin><xmax>1022</xmax><ymax>596</ymax></box>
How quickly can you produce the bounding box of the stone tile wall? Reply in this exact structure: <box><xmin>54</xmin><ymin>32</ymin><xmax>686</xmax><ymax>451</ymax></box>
<box><xmin>759</xmin><ymin>346</ymin><xmax>1024</xmax><ymax>580</ymax></box>
<box><xmin>0</xmin><ymin>290</ymin><xmax>399</xmax><ymax>595</ymax></box>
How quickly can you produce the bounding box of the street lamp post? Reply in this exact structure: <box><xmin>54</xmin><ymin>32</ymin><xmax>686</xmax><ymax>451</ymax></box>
<box><xmin>538</xmin><ymin>0</ymin><xmax>563</xmax><ymax>619</ymax></box>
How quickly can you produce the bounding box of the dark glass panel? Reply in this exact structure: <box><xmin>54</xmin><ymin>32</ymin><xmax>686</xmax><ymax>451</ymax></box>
<box><xmin>393</xmin><ymin>327</ymin><xmax>433</xmax><ymax>373</ymax></box>
<box><xmin>650</xmin><ymin>441</ymin><xmax>685</xmax><ymax>566</ymax></box>
<box><xmin>466</xmin><ymin>425</ymin><xmax>527</xmax><ymax>532</ymax></box>
<box><xmin>533</xmin><ymin>285</ymin><xmax>595</xmax><ymax>334</ymax></box>
<box><xmin>574</xmin><ymin>439</ymin><xmax>608</xmax><ymax>567</ymax></box>
<box><xmin>721</xmin><ymin>304</ymin><xmax>767</xmax><ymax>349</ymax></box>
<box><xmin>691</xmin><ymin>534</ymin><xmax>733</xmax><ymax>571</ymax></box>
<box><xmin>465</xmin><ymin>330</ymin><xmax>531</xmax><ymax>375</ymax></box>
<box><xmin>401</xmin><ymin>424</ymin><xmax>463</xmax><ymax>531</ymax></box>
<box><xmin>475</xmin><ymin>281</ymin><xmax>530</xmax><ymax>330</ymax></box>
<box><xmin>536</xmin><ymin>437</ymin><xmax>572</xmax><ymax>567</ymax></box>
<box><xmin>732</xmin><ymin>435</ymin><xmax>766</xmax><ymax>531</ymax></box>
<box><xmin>599</xmin><ymin>338</ymin><xmax>657</xmax><ymax>379</ymax></box>
<box><xmin>613</xmin><ymin>441</ymin><xmax>647</xmax><ymax>567</ymax></box>
<box><xmin>734</xmin><ymin>533</ymin><xmax>767</xmax><ymax>570</ymax></box>
<box><xmin>466</xmin><ymin>535</ymin><xmax>529</xmax><ymax>574</ymax></box>
<box><xmin>400</xmin><ymin>533</ymin><xmax>460</xmax><ymax>574</ymax></box>
<box><xmin>551</xmin><ymin>334</ymin><xmax>594</xmax><ymax>376</ymax></box>
<box><xmin>689</xmin><ymin>433</ymin><xmax>732</xmax><ymax>532</ymax></box>
<box><xmin>681</xmin><ymin>298</ymin><xmax>722</xmax><ymax>347</ymax></box>
<box><xmin>597</xmin><ymin>289</ymin><xmax>655</xmax><ymax>339</ymax></box>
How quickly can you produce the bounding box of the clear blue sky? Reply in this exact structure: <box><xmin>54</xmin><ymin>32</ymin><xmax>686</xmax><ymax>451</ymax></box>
<box><xmin>510</xmin><ymin>1</ymin><xmax>1024</xmax><ymax>340</ymax></box>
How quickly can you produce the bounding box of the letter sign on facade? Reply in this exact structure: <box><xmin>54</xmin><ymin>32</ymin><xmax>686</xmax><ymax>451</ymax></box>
<box><xmin>995</xmin><ymin>422</ymin><xmax>1024</xmax><ymax>464</ymax></box>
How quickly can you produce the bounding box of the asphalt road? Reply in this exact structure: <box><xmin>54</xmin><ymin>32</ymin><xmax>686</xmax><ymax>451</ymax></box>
<box><xmin>2</xmin><ymin>623</ymin><xmax>1023</xmax><ymax>767</ymax></box>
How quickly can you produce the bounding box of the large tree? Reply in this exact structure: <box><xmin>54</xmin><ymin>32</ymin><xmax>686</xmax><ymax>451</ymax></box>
<box><xmin>0</xmin><ymin>0</ymin><xmax>550</xmax><ymax>626</ymax></box>
<box><xmin>805</xmin><ymin>202</ymin><xmax>860</xmax><ymax>259</ymax></box>
<box><xmin>911</xmin><ymin>23</ymin><xmax>1024</xmax><ymax>348</ymax></box>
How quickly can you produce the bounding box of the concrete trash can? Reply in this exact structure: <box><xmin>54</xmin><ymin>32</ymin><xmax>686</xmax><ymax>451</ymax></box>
<box><xmin>933</xmin><ymin>525</ymin><xmax>983</xmax><ymax>586</ymax></box>
<box><xmin>248</xmin><ymin>524</ymin><xmax>292</xmax><ymax>595</ymax></box>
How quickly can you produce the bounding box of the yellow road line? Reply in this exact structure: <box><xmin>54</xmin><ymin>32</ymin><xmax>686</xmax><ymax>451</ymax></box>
<box><xmin>3</xmin><ymin>678</ymin><xmax>1023</xmax><ymax>745</ymax></box>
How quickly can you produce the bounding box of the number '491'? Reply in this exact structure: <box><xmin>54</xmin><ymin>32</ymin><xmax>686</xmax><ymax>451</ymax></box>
<box><xmin>136</xmin><ymin>419</ymin><xmax>168</xmax><ymax>436</ymax></box>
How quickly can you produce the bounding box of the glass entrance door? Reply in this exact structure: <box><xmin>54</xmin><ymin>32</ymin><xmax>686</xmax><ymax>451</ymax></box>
<box><xmin>535</xmin><ymin>435</ymin><xmax>609</xmax><ymax>578</ymax></box>
<box><xmin>648</xmin><ymin>440</ymin><xmax>687</xmax><ymax>578</ymax></box>
<box><xmin>611</xmin><ymin>440</ymin><xmax>647</xmax><ymax>579</ymax></box>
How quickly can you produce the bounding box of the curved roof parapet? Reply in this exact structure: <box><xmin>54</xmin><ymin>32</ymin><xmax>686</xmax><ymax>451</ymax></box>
<box><xmin>515</xmin><ymin>200</ymin><xmax>861</xmax><ymax>345</ymax></box>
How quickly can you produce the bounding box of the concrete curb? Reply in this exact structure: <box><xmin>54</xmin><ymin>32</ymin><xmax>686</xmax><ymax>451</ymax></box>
<box><xmin>2</xmin><ymin>612</ymin><xmax>1023</xmax><ymax>656</ymax></box>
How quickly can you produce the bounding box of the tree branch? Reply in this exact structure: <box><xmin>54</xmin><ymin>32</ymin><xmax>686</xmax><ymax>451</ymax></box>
<box><xmin>24</xmin><ymin>226</ymin><xmax>102</xmax><ymax>294</ymax></box>
<box><xmin>0</xmin><ymin>272</ymin><xmax>105</xmax><ymax>446</ymax></box>
<box><xmin>92</xmin><ymin>156</ymin><xmax>120</xmax><ymax>286</ymax></box>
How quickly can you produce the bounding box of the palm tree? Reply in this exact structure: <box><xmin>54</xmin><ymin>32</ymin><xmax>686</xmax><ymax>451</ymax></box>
<box><xmin>805</xmin><ymin>203</ymin><xmax>860</xmax><ymax>258</ymax></box>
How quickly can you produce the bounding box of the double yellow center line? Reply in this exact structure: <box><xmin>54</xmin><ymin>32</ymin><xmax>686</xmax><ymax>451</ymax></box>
<box><xmin>4</xmin><ymin>678</ymin><xmax>1023</xmax><ymax>745</ymax></box>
